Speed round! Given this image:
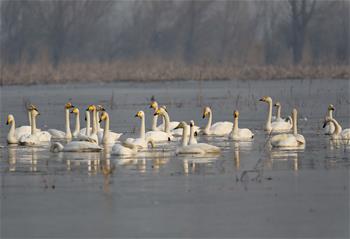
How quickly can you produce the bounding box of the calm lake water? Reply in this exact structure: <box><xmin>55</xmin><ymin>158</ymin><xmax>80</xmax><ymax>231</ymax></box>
<box><xmin>1</xmin><ymin>79</ymin><xmax>349</xmax><ymax>238</ymax></box>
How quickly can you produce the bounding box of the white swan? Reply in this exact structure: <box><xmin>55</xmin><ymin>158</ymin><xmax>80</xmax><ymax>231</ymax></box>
<box><xmin>150</xmin><ymin>102</ymin><xmax>179</xmax><ymax>131</ymax></box>
<box><xmin>18</xmin><ymin>109</ymin><xmax>51</xmax><ymax>146</ymax></box>
<box><xmin>324</xmin><ymin>104</ymin><xmax>335</xmax><ymax>135</ymax></box>
<box><xmin>188</xmin><ymin>120</ymin><xmax>198</xmax><ymax>145</ymax></box>
<box><xmin>323</xmin><ymin>117</ymin><xmax>350</xmax><ymax>140</ymax></box>
<box><xmin>259</xmin><ymin>96</ymin><xmax>292</xmax><ymax>133</ymax></box>
<box><xmin>123</xmin><ymin>111</ymin><xmax>158</xmax><ymax>149</ymax></box>
<box><xmin>270</xmin><ymin>108</ymin><xmax>305</xmax><ymax>148</ymax></box>
<box><xmin>111</xmin><ymin>144</ymin><xmax>138</xmax><ymax>156</ymax></box>
<box><xmin>176</xmin><ymin>121</ymin><xmax>221</xmax><ymax>154</ymax></box>
<box><xmin>202</xmin><ymin>106</ymin><xmax>233</xmax><ymax>136</ymax></box>
<box><xmin>71</xmin><ymin>107</ymin><xmax>97</xmax><ymax>143</ymax></box>
<box><xmin>148</xmin><ymin>108</ymin><xmax>174</xmax><ymax>142</ymax></box>
<box><xmin>50</xmin><ymin>141</ymin><xmax>102</xmax><ymax>152</ymax></box>
<box><xmin>14</xmin><ymin>104</ymin><xmax>41</xmax><ymax>138</ymax></box>
<box><xmin>229</xmin><ymin>110</ymin><xmax>254</xmax><ymax>141</ymax></box>
<box><xmin>99</xmin><ymin>111</ymin><xmax>123</xmax><ymax>145</ymax></box>
<box><xmin>7</xmin><ymin>114</ymin><xmax>23</xmax><ymax>144</ymax></box>
<box><xmin>85</xmin><ymin>105</ymin><xmax>100</xmax><ymax>144</ymax></box>
<box><xmin>273</xmin><ymin>102</ymin><xmax>290</xmax><ymax>122</ymax></box>
<box><xmin>48</xmin><ymin>102</ymin><xmax>74</xmax><ymax>139</ymax></box>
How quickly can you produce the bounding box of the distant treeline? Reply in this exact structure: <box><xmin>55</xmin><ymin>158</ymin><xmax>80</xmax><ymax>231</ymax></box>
<box><xmin>0</xmin><ymin>0</ymin><xmax>349</xmax><ymax>84</ymax></box>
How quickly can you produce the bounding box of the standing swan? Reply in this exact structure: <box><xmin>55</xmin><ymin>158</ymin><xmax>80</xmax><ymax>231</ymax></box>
<box><xmin>323</xmin><ymin>117</ymin><xmax>350</xmax><ymax>140</ymax></box>
<box><xmin>99</xmin><ymin>111</ymin><xmax>123</xmax><ymax>145</ymax></box>
<box><xmin>229</xmin><ymin>110</ymin><xmax>254</xmax><ymax>141</ymax></box>
<box><xmin>324</xmin><ymin>104</ymin><xmax>335</xmax><ymax>135</ymax></box>
<box><xmin>48</xmin><ymin>102</ymin><xmax>74</xmax><ymax>140</ymax></box>
<box><xmin>259</xmin><ymin>96</ymin><xmax>292</xmax><ymax>133</ymax></box>
<box><xmin>270</xmin><ymin>108</ymin><xmax>305</xmax><ymax>148</ymax></box>
<box><xmin>202</xmin><ymin>106</ymin><xmax>233</xmax><ymax>136</ymax></box>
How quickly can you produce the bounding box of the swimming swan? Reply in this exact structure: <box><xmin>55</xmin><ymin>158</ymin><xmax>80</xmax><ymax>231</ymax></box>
<box><xmin>273</xmin><ymin>102</ymin><xmax>290</xmax><ymax>123</ymax></box>
<box><xmin>48</xmin><ymin>102</ymin><xmax>74</xmax><ymax>139</ymax></box>
<box><xmin>124</xmin><ymin>111</ymin><xmax>158</xmax><ymax>149</ymax></box>
<box><xmin>18</xmin><ymin>109</ymin><xmax>51</xmax><ymax>145</ymax></box>
<box><xmin>112</xmin><ymin>138</ymin><xmax>155</xmax><ymax>156</ymax></box>
<box><xmin>229</xmin><ymin>110</ymin><xmax>254</xmax><ymax>141</ymax></box>
<box><xmin>149</xmin><ymin>108</ymin><xmax>174</xmax><ymax>142</ymax></box>
<box><xmin>99</xmin><ymin>111</ymin><xmax>123</xmax><ymax>145</ymax></box>
<box><xmin>150</xmin><ymin>101</ymin><xmax>179</xmax><ymax>131</ymax></box>
<box><xmin>189</xmin><ymin>120</ymin><xmax>198</xmax><ymax>145</ymax></box>
<box><xmin>324</xmin><ymin>104</ymin><xmax>335</xmax><ymax>135</ymax></box>
<box><xmin>176</xmin><ymin>121</ymin><xmax>220</xmax><ymax>154</ymax></box>
<box><xmin>259</xmin><ymin>96</ymin><xmax>292</xmax><ymax>133</ymax></box>
<box><xmin>323</xmin><ymin>117</ymin><xmax>350</xmax><ymax>141</ymax></box>
<box><xmin>50</xmin><ymin>141</ymin><xmax>102</xmax><ymax>152</ymax></box>
<box><xmin>202</xmin><ymin>106</ymin><xmax>233</xmax><ymax>136</ymax></box>
<box><xmin>14</xmin><ymin>104</ymin><xmax>41</xmax><ymax>138</ymax></box>
<box><xmin>270</xmin><ymin>108</ymin><xmax>305</xmax><ymax>148</ymax></box>
<box><xmin>71</xmin><ymin>107</ymin><xmax>97</xmax><ymax>143</ymax></box>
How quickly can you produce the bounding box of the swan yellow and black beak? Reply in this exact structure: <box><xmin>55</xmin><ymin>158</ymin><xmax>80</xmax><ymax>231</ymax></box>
<box><xmin>150</xmin><ymin>101</ymin><xmax>157</xmax><ymax>109</ymax></box>
<box><xmin>99</xmin><ymin>111</ymin><xmax>108</xmax><ymax>123</ymax></box>
<box><xmin>234</xmin><ymin>110</ymin><xmax>239</xmax><ymax>118</ymax></box>
<box><xmin>328</xmin><ymin>104</ymin><xmax>335</xmax><ymax>111</ymax></box>
<box><xmin>154</xmin><ymin>108</ymin><xmax>161</xmax><ymax>116</ymax></box>
<box><xmin>86</xmin><ymin>105</ymin><xmax>95</xmax><ymax>111</ymax></box>
<box><xmin>135</xmin><ymin>111</ymin><xmax>143</xmax><ymax>118</ymax></box>
<box><xmin>65</xmin><ymin>102</ymin><xmax>74</xmax><ymax>109</ymax></box>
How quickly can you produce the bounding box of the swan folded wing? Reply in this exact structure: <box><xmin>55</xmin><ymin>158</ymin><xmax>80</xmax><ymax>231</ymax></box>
<box><xmin>210</xmin><ymin>122</ymin><xmax>233</xmax><ymax>136</ymax></box>
<box><xmin>271</xmin><ymin>121</ymin><xmax>292</xmax><ymax>132</ymax></box>
<box><xmin>231</xmin><ymin>128</ymin><xmax>254</xmax><ymax>140</ymax></box>
<box><xmin>112</xmin><ymin>144</ymin><xmax>137</xmax><ymax>156</ymax></box>
<box><xmin>123</xmin><ymin>137</ymin><xmax>146</xmax><ymax>149</ymax></box>
<box><xmin>48</xmin><ymin>129</ymin><xmax>66</xmax><ymax>138</ymax></box>
<box><xmin>156</xmin><ymin>121</ymin><xmax>180</xmax><ymax>131</ymax></box>
<box><xmin>176</xmin><ymin>145</ymin><xmax>205</xmax><ymax>155</ymax></box>
<box><xmin>15</xmin><ymin>126</ymin><xmax>35</xmax><ymax>138</ymax></box>
<box><xmin>73</xmin><ymin>133</ymin><xmax>98</xmax><ymax>144</ymax></box>
<box><xmin>63</xmin><ymin>141</ymin><xmax>102</xmax><ymax>152</ymax></box>
<box><xmin>194</xmin><ymin>143</ymin><xmax>221</xmax><ymax>153</ymax></box>
<box><xmin>270</xmin><ymin>133</ymin><xmax>301</xmax><ymax>147</ymax></box>
<box><xmin>145</xmin><ymin>131</ymin><xmax>171</xmax><ymax>142</ymax></box>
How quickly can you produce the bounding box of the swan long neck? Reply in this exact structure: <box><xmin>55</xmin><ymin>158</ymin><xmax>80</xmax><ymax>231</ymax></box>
<box><xmin>293</xmin><ymin>111</ymin><xmax>298</xmax><ymax>135</ymax></box>
<box><xmin>102</xmin><ymin>115</ymin><xmax>110</xmax><ymax>144</ymax></box>
<box><xmin>140</xmin><ymin>115</ymin><xmax>146</xmax><ymax>139</ymax></box>
<box><xmin>234</xmin><ymin>117</ymin><xmax>239</xmax><ymax>132</ymax></box>
<box><xmin>162</xmin><ymin>111</ymin><xmax>171</xmax><ymax>133</ymax></box>
<box><xmin>97</xmin><ymin>112</ymin><xmax>101</xmax><ymax>131</ymax></box>
<box><xmin>28</xmin><ymin>111</ymin><xmax>32</xmax><ymax>126</ymax></box>
<box><xmin>276</xmin><ymin>105</ymin><xmax>281</xmax><ymax>119</ymax></box>
<box><xmin>74</xmin><ymin>112</ymin><xmax>80</xmax><ymax>135</ymax></box>
<box><xmin>152</xmin><ymin>114</ymin><xmax>158</xmax><ymax>131</ymax></box>
<box><xmin>330</xmin><ymin>118</ymin><xmax>342</xmax><ymax>135</ymax></box>
<box><xmin>328</xmin><ymin>110</ymin><xmax>333</xmax><ymax>119</ymax></box>
<box><xmin>85</xmin><ymin>111</ymin><xmax>91</xmax><ymax>136</ymax></box>
<box><xmin>92</xmin><ymin>109</ymin><xmax>97</xmax><ymax>134</ymax></box>
<box><xmin>181</xmin><ymin>125</ymin><xmax>189</xmax><ymax>147</ymax></box>
<box><xmin>31</xmin><ymin>111</ymin><xmax>37</xmax><ymax>135</ymax></box>
<box><xmin>266</xmin><ymin>101</ymin><xmax>272</xmax><ymax>130</ymax></box>
<box><xmin>65</xmin><ymin>109</ymin><xmax>71</xmax><ymax>138</ymax></box>
<box><xmin>189</xmin><ymin>124</ymin><xmax>195</xmax><ymax>143</ymax></box>
<box><xmin>9</xmin><ymin>118</ymin><xmax>16</xmax><ymax>138</ymax></box>
<box><xmin>205</xmin><ymin>110</ymin><xmax>212</xmax><ymax>131</ymax></box>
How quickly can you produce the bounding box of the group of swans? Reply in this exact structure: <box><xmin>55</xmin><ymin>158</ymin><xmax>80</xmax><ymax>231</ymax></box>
<box><xmin>7</xmin><ymin>97</ymin><xmax>348</xmax><ymax>155</ymax></box>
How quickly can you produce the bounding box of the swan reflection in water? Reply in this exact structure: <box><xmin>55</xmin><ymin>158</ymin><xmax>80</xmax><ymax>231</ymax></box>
<box><xmin>181</xmin><ymin>155</ymin><xmax>220</xmax><ymax>175</ymax></box>
<box><xmin>267</xmin><ymin>148</ymin><xmax>302</xmax><ymax>171</ymax></box>
<box><xmin>6</xmin><ymin>146</ymin><xmax>45</xmax><ymax>172</ymax></box>
<box><xmin>231</xmin><ymin>141</ymin><xmax>253</xmax><ymax>171</ymax></box>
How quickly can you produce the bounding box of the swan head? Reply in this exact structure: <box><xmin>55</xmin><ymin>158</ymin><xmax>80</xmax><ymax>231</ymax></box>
<box><xmin>259</xmin><ymin>96</ymin><xmax>272</xmax><ymax>103</ymax></box>
<box><xmin>65</xmin><ymin>102</ymin><xmax>74</xmax><ymax>109</ymax></box>
<box><xmin>174</xmin><ymin>121</ymin><xmax>187</xmax><ymax>130</ymax></box>
<box><xmin>87</xmin><ymin>105</ymin><xmax>96</xmax><ymax>111</ymax></box>
<box><xmin>233</xmin><ymin>110</ymin><xmax>240</xmax><ymax>119</ymax></box>
<box><xmin>96</xmin><ymin>105</ymin><xmax>105</xmax><ymax>112</ymax></box>
<box><xmin>190</xmin><ymin>120</ymin><xmax>195</xmax><ymax>127</ymax></box>
<box><xmin>161</xmin><ymin>105</ymin><xmax>168</xmax><ymax>112</ymax></box>
<box><xmin>99</xmin><ymin>111</ymin><xmax>109</xmax><ymax>123</ymax></box>
<box><xmin>135</xmin><ymin>111</ymin><xmax>144</xmax><ymax>118</ymax></box>
<box><xmin>274</xmin><ymin>102</ymin><xmax>281</xmax><ymax>107</ymax></box>
<box><xmin>31</xmin><ymin>108</ymin><xmax>40</xmax><ymax>117</ymax></box>
<box><xmin>154</xmin><ymin>107</ymin><xmax>166</xmax><ymax>116</ymax></box>
<box><xmin>202</xmin><ymin>106</ymin><xmax>211</xmax><ymax>118</ymax></box>
<box><xmin>70</xmin><ymin>107</ymin><xmax>79</xmax><ymax>114</ymax></box>
<box><xmin>27</xmin><ymin>104</ymin><xmax>38</xmax><ymax>111</ymax></box>
<box><xmin>328</xmin><ymin>104</ymin><xmax>335</xmax><ymax>111</ymax></box>
<box><xmin>150</xmin><ymin>101</ymin><xmax>158</xmax><ymax>110</ymax></box>
<box><xmin>6</xmin><ymin>114</ymin><xmax>14</xmax><ymax>125</ymax></box>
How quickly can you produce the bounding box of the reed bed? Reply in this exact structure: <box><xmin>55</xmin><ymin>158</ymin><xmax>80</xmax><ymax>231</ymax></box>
<box><xmin>1</xmin><ymin>60</ymin><xmax>349</xmax><ymax>85</ymax></box>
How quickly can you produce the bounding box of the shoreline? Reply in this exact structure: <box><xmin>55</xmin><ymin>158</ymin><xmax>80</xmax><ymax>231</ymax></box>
<box><xmin>1</xmin><ymin>64</ymin><xmax>349</xmax><ymax>86</ymax></box>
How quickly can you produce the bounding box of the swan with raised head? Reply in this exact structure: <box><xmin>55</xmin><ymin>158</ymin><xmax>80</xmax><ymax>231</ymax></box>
<box><xmin>202</xmin><ymin>106</ymin><xmax>233</xmax><ymax>136</ymax></box>
<box><xmin>187</xmin><ymin>121</ymin><xmax>221</xmax><ymax>153</ymax></box>
<box><xmin>270</xmin><ymin>108</ymin><xmax>305</xmax><ymax>148</ymax></box>
<box><xmin>48</xmin><ymin>102</ymin><xmax>74</xmax><ymax>140</ymax></box>
<box><xmin>273</xmin><ymin>102</ymin><xmax>290</xmax><ymax>122</ymax></box>
<box><xmin>229</xmin><ymin>110</ymin><xmax>254</xmax><ymax>141</ymax></box>
<box><xmin>85</xmin><ymin>105</ymin><xmax>100</xmax><ymax>144</ymax></box>
<box><xmin>149</xmin><ymin>108</ymin><xmax>174</xmax><ymax>142</ymax></box>
<box><xmin>50</xmin><ymin>141</ymin><xmax>102</xmax><ymax>152</ymax></box>
<box><xmin>323</xmin><ymin>117</ymin><xmax>350</xmax><ymax>140</ymax></box>
<box><xmin>259</xmin><ymin>96</ymin><xmax>292</xmax><ymax>133</ymax></box>
<box><xmin>150</xmin><ymin>101</ymin><xmax>179</xmax><ymax>131</ymax></box>
<box><xmin>176</xmin><ymin>121</ymin><xmax>220</xmax><ymax>154</ymax></box>
<box><xmin>18</xmin><ymin>109</ymin><xmax>51</xmax><ymax>145</ymax></box>
<box><xmin>14</xmin><ymin>104</ymin><xmax>41</xmax><ymax>138</ymax></box>
<box><xmin>324</xmin><ymin>104</ymin><xmax>335</xmax><ymax>135</ymax></box>
<box><xmin>99</xmin><ymin>111</ymin><xmax>123</xmax><ymax>145</ymax></box>
<box><xmin>71</xmin><ymin>107</ymin><xmax>97</xmax><ymax>143</ymax></box>
<box><xmin>124</xmin><ymin>111</ymin><xmax>158</xmax><ymax>149</ymax></box>
<box><xmin>188</xmin><ymin>120</ymin><xmax>198</xmax><ymax>145</ymax></box>
<box><xmin>7</xmin><ymin>114</ymin><xmax>24</xmax><ymax>144</ymax></box>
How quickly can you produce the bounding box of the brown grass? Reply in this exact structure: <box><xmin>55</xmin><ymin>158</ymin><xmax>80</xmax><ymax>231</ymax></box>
<box><xmin>1</xmin><ymin>60</ymin><xmax>349</xmax><ymax>85</ymax></box>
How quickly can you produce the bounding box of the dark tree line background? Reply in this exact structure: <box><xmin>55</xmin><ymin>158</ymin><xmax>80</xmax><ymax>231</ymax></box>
<box><xmin>1</xmin><ymin>0</ymin><xmax>349</xmax><ymax>68</ymax></box>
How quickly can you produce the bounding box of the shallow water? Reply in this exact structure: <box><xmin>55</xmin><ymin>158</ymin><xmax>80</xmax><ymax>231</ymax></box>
<box><xmin>1</xmin><ymin>79</ymin><xmax>349</xmax><ymax>238</ymax></box>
